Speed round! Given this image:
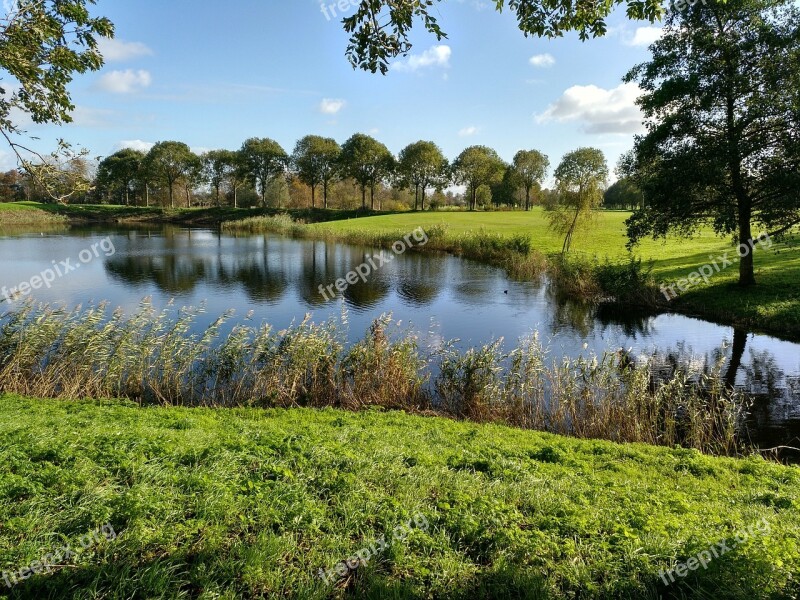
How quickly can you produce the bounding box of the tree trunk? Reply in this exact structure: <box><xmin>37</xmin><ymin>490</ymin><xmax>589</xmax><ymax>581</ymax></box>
<box><xmin>562</xmin><ymin>207</ymin><xmax>581</xmax><ymax>255</ymax></box>
<box><xmin>361</xmin><ymin>186</ymin><xmax>366</xmax><ymax>209</ymax></box>
<box><xmin>421</xmin><ymin>188</ymin><xmax>426</xmax><ymax>211</ymax></box>
<box><xmin>311</xmin><ymin>184</ymin><xmax>316</xmax><ymax>209</ymax></box>
<box><xmin>169</xmin><ymin>184</ymin><xmax>174</xmax><ymax>209</ymax></box>
<box><xmin>323</xmin><ymin>180</ymin><xmax>328</xmax><ymax>209</ymax></box>
<box><xmin>414</xmin><ymin>184</ymin><xmax>419</xmax><ymax>211</ymax></box>
<box><xmin>370</xmin><ymin>185</ymin><xmax>375</xmax><ymax>210</ymax></box>
<box><xmin>525</xmin><ymin>187</ymin><xmax>530</xmax><ymax>211</ymax></box>
<box><xmin>738</xmin><ymin>203</ymin><xmax>756</xmax><ymax>287</ymax></box>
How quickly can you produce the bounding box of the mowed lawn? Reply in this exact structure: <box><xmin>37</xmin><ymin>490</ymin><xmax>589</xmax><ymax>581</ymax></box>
<box><xmin>0</xmin><ymin>394</ymin><xmax>799</xmax><ymax>599</ymax></box>
<box><xmin>310</xmin><ymin>209</ymin><xmax>800</xmax><ymax>336</ymax></box>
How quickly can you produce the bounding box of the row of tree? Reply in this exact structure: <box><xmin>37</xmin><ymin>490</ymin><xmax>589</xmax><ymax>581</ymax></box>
<box><xmin>90</xmin><ymin>135</ymin><xmax>552</xmax><ymax>211</ymax></box>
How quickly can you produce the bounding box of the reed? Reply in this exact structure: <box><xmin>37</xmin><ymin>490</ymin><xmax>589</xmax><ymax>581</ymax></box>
<box><xmin>0</xmin><ymin>301</ymin><xmax>746</xmax><ymax>454</ymax></box>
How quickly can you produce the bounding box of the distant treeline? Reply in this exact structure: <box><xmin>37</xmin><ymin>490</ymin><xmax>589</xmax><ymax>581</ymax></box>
<box><xmin>0</xmin><ymin>134</ymin><xmax>641</xmax><ymax>211</ymax></box>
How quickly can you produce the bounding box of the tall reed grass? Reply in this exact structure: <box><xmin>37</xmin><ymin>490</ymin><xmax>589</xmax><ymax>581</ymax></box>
<box><xmin>0</xmin><ymin>301</ymin><xmax>746</xmax><ymax>455</ymax></box>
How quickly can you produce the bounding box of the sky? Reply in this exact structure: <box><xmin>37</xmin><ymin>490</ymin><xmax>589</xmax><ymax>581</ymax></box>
<box><xmin>3</xmin><ymin>0</ymin><xmax>667</xmax><ymax>183</ymax></box>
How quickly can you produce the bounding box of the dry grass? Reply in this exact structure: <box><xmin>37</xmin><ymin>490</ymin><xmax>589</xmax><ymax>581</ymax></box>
<box><xmin>0</xmin><ymin>300</ymin><xmax>745</xmax><ymax>455</ymax></box>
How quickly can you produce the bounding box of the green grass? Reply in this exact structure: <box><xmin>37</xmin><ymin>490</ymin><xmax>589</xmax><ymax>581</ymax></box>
<box><xmin>0</xmin><ymin>202</ymin><xmax>67</xmax><ymax>230</ymax></box>
<box><xmin>303</xmin><ymin>210</ymin><xmax>800</xmax><ymax>339</ymax></box>
<box><xmin>0</xmin><ymin>394</ymin><xmax>798</xmax><ymax>599</ymax></box>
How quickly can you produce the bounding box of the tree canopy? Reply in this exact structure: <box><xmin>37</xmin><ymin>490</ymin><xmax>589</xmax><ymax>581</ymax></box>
<box><xmin>292</xmin><ymin>135</ymin><xmax>341</xmax><ymax>209</ymax></box>
<box><xmin>622</xmin><ymin>0</ymin><xmax>800</xmax><ymax>286</ymax></box>
<box><xmin>342</xmin><ymin>0</ymin><xmax>665</xmax><ymax>74</ymax></box>
<box><xmin>452</xmin><ymin>146</ymin><xmax>506</xmax><ymax>211</ymax></box>
<box><xmin>397</xmin><ymin>141</ymin><xmax>448</xmax><ymax>211</ymax></box>
<box><xmin>512</xmin><ymin>149</ymin><xmax>549</xmax><ymax>211</ymax></box>
<box><xmin>339</xmin><ymin>133</ymin><xmax>394</xmax><ymax>209</ymax></box>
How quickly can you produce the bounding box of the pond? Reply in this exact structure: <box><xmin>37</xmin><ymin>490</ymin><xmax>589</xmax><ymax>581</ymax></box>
<box><xmin>3</xmin><ymin>225</ymin><xmax>799</xmax><ymax>455</ymax></box>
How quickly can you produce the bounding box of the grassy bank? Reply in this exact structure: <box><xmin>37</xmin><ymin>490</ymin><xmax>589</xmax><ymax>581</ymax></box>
<box><xmin>0</xmin><ymin>301</ymin><xmax>746</xmax><ymax>455</ymax></box>
<box><xmin>0</xmin><ymin>394</ymin><xmax>798</xmax><ymax>599</ymax></box>
<box><xmin>223</xmin><ymin>211</ymin><xmax>800</xmax><ymax>340</ymax></box>
<box><xmin>0</xmin><ymin>202</ymin><xmax>67</xmax><ymax>230</ymax></box>
<box><xmin>0</xmin><ymin>201</ymin><xmax>377</xmax><ymax>227</ymax></box>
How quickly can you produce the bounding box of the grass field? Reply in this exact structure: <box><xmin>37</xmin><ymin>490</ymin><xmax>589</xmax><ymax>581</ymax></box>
<box><xmin>1</xmin><ymin>394</ymin><xmax>799</xmax><ymax>599</ymax></box>
<box><xmin>303</xmin><ymin>210</ymin><xmax>800</xmax><ymax>339</ymax></box>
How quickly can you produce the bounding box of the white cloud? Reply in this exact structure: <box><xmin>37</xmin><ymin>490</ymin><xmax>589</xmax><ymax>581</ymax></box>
<box><xmin>626</xmin><ymin>26</ymin><xmax>664</xmax><ymax>47</ymax></box>
<box><xmin>115</xmin><ymin>140</ymin><xmax>155</xmax><ymax>153</ymax></box>
<box><xmin>458</xmin><ymin>126</ymin><xmax>478</xmax><ymax>137</ymax></box>
<box><xmin>535</xmin><ymin>82</ymin><xmax>645</xmax><ymax>134</ymax></box>
<box><xmin>529</xmin><ymin>53</ymin><xmax>555</xmax><ymax>68</ymax></box>
<box><xmin>97</xmin><ymin>38</ymin><xmax>153</xmax><ymax>62</ymax></box>
<box><xmin>393</xmin><ymin>45</ymin><xmax>452</xmax><ymax>72</ymax></box>
<box><xmin>97</xmin><ymin>69</ymin><xmax>152</xmax><ymax>94</ymax></box>
<box><xmin>319</xmin><ymin>98</ymin><xmax>346</xmax><ymax>115</ymax></box>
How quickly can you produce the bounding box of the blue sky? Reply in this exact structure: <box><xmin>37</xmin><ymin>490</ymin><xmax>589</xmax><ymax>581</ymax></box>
<box><xmin>6</xmin><ymin>0</ymin><xmax>667</xmax><ymax>182</ymax></box>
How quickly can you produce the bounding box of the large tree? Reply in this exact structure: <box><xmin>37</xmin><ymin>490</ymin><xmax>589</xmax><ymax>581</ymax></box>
<box><xmin>240</xmin><ymin>137</ymin><xmax>288</xmax><ymax>208</ymax></box>
<box><xmin>451</xmin><ymin>146</ymin><xmax>506</xmax><ymax>211</ymax></box>
<box><xmin>144</xmin><ymin>141</ymin><xmax>197</xmax><ymax>209</ymax></box>
<box><xmin>512</xmin><ymin>150</ymin><xmax>549</xmax><ymax>211</ymax></box>
<box><xmin>341</xmin><ymin>0</ymin><xmax>663</xmax><ymax>74</ymax></box>
<box><xmin>623</xmin><ymin>0</ymin><xmax>800</xmax><ymax>286</ymax></box>
<box><xmin>339</xmin><ymin>133</ymin><xmax>394</xmax><ymax>210</ymax></box>
<box><xmin>397</xmin><ymin>141</ymin><xmax>448</xmax><ymax>211</ymax></box>
<box><xmin>550</xmin><ymin>147</ymin><xmax>608</xmax><ymax>255</ymax></box>
<box><xmin>96</xmin><ymin>149</ymin><xmax>145</xmax><ymax>205</ymax></box>
<box><xmin>291</xmin><ymin>135</ymin><xmax>341</xmax><ymax>209</ymax></box>
<box><xmin>202</xmin><ymin>150</ymin><xmax>239</xmax><ymax>207</ymax></box>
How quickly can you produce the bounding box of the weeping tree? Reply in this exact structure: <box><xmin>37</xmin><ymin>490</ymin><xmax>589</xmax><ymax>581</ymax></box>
<box><xmin>622</xmin><ymin>0</ymin><xmax>800</xmax><ymax>286</ymax></box>
<box><xmin>549</xmin><ymin>147</ymin><xmax>608</xmax><ymax>255</ymax></box>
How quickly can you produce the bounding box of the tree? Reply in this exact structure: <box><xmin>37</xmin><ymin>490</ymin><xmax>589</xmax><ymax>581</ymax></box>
<box><xmin>339</xmin><ymin>133</ymin><xmax>394</xmax><ymax>210</ymax></box>
<box><xmin>144</xmin><ymin>141</ymin><xmax>197</xmax><ymax>209</ymax></box>
<box><xmin>512</xmin><ymin>150</ymin><xmax>549</xmax><ymax>211</ymax></box>
<box><xmin>202</xmin><ymin>150</ymin><xmax>238</xmax><ymax>207</ymax></box>
<box><xmin>603</xmin><ymin>177</ymin><xmax>642</xmax><ymax>210</ymax></box>
<box><xmin>96</xmin><ymin>149</ymin><xmax>144</xmax><ymax>205</ymax></box>
<box><xmin>622</xmin><ymin>0</ymin><xmax>800</xmax><ymax>287</ymax></box>
<box><xmin>342</xmin><ymin>0</ymin><xmax>663</xmax><ymax>74</ymax></box>
<box><xmin>0</xmin><ymin>1</ymin><xmax>113</xmax><ymax>138</ymax></box>
<box><xmin>0</xmin><ymin>1</ymin><xmax>113</xmax><ymax>202</ymax></box>
<box><xmin>291</xmin><ymin>135</ymin><xmax>341</xmax><ymax>209</ymax></box>
<box><xmin>451</xmin><ymin>146</ymin><xmax>506</xmax><ymax>211</ymax></box>
<box><xmin>240</xmin><ymin>138</ymin><xmax>288</xmax><ymax>208</ymax></box>
<box><xmin>397</xmin><ymin>141</ymin><xmax>448</xmax><ymax>211</ymax></box>
<box><xmin>549</xmin><ymin>147</ymin><xmax>608</xmax><ymax>255</ymax></box>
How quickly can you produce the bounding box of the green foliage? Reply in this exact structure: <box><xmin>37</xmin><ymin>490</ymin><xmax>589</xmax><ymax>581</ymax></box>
<box><xmin>339</xmin><ymin>133</ymin><xmax>394</xmax><ymax>209</ymax></box>
<box><xmin>291</xmin><ymin>135</ymin><xmax>341</xmax><ymax>209</ymax></box>
<box><xmin>239</xmin><ymin>138</ymin><xmax>288</xmax><ymax>208</ymax></box>
<box><xmin>511</xmin><ymin>149</ymin><xmax>550</xmax><ymax>210</ymax></box>
<box><xmin>550</xmin><ymin>147</ymin><xmax>608</xmax><ymax>254</ymax></box>
<box><xmin>96</xmin><ymin>149</ymin><xmax>145</xmax><ymax>206</ymax></box>
<box><xmin>0</xmin><ymin>0</ymin><xmax>113</xmax><ymax>135</ymax></box>
<box><xmin>396</xmin><ymin>140</ymin><xmax>449</xmax><ymax>211</ymax></box>
<box><xmin>144</xmin><ymin>141</ymin><xmax>198</xmax><ymax>209</ymax></box>
<box><xmin>341</xmin><ymin>0</ymin><xmax>665</xmax><ymax>74</ymax></box>
<box><xmin>623</xmin><ymin>0</ymin><xmax>800</xmax><ymax>285</ymax></box>
<box><xmin>603</xmin><ymin>176</ymin><xmax>642</xmax><ymax>210</ymax></box>
<box><xmin>0</xmin><ymin>394</ymin><xmax>798</xmax><ymax>598</ymax></box>
<box><xmin>451</xmin><ymin>146</ymin><xmax>506</xmax><ymax>211</ymax></box>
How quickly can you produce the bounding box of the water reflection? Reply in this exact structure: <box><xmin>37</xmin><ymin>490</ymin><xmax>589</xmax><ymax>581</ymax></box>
<box><xmin>2</xmin><ymin>225</ymin><xmax>798</xmax><ymax>456</ymax></box>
